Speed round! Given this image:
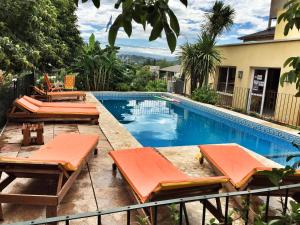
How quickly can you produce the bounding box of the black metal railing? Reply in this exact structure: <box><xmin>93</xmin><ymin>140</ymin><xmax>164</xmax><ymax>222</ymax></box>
<box><xmin>216</xmin><ymin>87</ymin><xmax>300</xmax><ymax>127</ymax></box>
<box><xmin>8</xmin><ymin>183</ymin><xmax>300</xmax><ymax>225</ymax></box>
<box><xmin>0</xmin><ymin>72</ymin><xmax>35</xmax><ymax>126</ymax></box>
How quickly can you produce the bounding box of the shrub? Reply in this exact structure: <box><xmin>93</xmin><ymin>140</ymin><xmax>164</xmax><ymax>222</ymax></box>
<box><xmin>145</xmin><ymin>80</ymin><xmax>167</xmax><ymax>92</ymax></box>
<box><xmin>192</xmin><ymin>87</ymin><xmax>219</xmax><ymax>105</ymax></box>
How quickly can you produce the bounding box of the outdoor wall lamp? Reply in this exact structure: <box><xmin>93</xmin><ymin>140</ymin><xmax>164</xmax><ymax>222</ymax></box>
<box><xmin>238</xmin><ymin>71</ymin><xmax>243</xmax><ymax>79</ymax></box>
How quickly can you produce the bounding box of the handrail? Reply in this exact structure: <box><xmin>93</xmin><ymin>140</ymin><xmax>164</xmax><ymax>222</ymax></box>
<box><xmin>8</xmin><ymin>183</ymin><xmax>300</xmax><ymax>225</ymax></box>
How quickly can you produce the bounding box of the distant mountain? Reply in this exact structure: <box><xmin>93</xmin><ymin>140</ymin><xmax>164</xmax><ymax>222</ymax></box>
<box><xmin>118</xmin><ymin>54</ymin><xmax>179</xmax><ymax>67</ymax></box>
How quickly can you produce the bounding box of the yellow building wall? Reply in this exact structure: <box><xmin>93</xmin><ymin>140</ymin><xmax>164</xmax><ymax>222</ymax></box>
<box><xmin>274</xmin><ymin>10</ymin><xmax>300</xmax><ymax>40</ymax></box>
<box><xmin>213</xmin><ymin>39</ymin><xmax>300</xmax><ymax>125</ymax></box>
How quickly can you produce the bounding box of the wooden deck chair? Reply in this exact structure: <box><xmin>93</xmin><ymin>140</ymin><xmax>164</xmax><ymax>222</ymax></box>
<box><xmin>23</xmin><ymin>96</ymin><xmax>96</xmax><ymax>108</ymax></box>
<box><xmin>199</xmin><ymin>144</ymin><xmax>300</xmax><ymax>201</ymax></box>
<box><xmin>109</xmin><ymin>147</ymin><xmax>229</xmax><ymax>224</ymax></box>
<box><xmin>44</xmin><ymin>74</ymin><xmax>63</xmax><ymax>92</ymax></box>
<box><xmin>0</xmin><ymin>133</ymin><xmax>99</xmax><ymax>222</ymax></box>
<box><xmin>8</xmin><ymin>97</ymin><xmax>99</xmax><ymax>124</ymax></box>
<box><xmin>64</xmin><ymin>75</ymin><xmax>76</xmax><ymax>90</ymax></box>
<box><xmin>32</xmin><ymin>86</ymin><xmax>86</xmax><ymax>102</ymax></box>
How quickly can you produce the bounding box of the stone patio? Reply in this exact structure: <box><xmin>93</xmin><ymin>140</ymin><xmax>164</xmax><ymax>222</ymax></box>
<box><xmin>0</xmin><ymin>93</ymin><xmax>284</xmax><ymax>224</ymax></box>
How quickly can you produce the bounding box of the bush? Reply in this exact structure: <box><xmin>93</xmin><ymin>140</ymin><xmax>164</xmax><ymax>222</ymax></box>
<box><xmin>192</xmin><ymin>87</ymin><xmax>219</xmax><ymax>105</ymax></box>
<box><xmin>145</xmin><ymin>80</ymin><xmax>167</xmax><ymax>92</ymax></box>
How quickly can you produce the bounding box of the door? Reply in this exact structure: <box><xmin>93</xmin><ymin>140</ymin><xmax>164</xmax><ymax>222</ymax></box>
<box><xmin>247</xmin><ymin>69</ymin><xmax>268</xmax><ymax>115</ymax></box>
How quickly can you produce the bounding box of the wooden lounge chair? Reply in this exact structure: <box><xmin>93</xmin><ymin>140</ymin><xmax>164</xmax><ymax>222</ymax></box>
<box><xmin>8</xmin><ymin>96</ymin><xmax>99</xmax><ymax>124</ymax></box>
<box><xmin>0</xmin><ymin>133</ymin><xmax>99</xmax><ymax>221</ymax></box>
<box><xmin>199</xmin><ymin>144</ymin><xmax>300</xmax><ymax>200</ymax></box>
<box><xmin>33</xmin><ymin>86</ymin><xmax>86</xmax><ymax>102</ymax></box>
<box><xmin>44</xmin><ymin>74</ymin><xmax>63</xmax><ymax>92</ymax></box>
<box><xmin>23</xmin><ymin>95</ymin><xmax>96</xmax><ymax>108</ymax></box>
<box><xmin>109</xmin><ymin>147</ymin><xmax>229</xmax><ymax>224</ymax></box>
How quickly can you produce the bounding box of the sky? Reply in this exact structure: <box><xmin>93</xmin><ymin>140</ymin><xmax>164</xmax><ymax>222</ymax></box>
<box><xmin>76</xmin><ymin>0</ymin><xmax>271</xmax><ymax>59</ymax></box>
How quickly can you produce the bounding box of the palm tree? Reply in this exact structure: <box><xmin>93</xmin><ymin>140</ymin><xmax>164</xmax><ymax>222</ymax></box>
<box><xmin>181</xmin><ymin>1</ymin><xmax>234</xmax><ymax>93</ymax></box>
<box><xmin>205</xmin><ymin>0</ymin><xmax>235</xmax><ymax>41</ymax></box>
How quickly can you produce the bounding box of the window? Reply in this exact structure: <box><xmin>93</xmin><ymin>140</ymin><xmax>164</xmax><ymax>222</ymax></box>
<box><xmin>217</xmin><ymin>67</ymin><xmax>236</xmax><ymax>94</ymax></box>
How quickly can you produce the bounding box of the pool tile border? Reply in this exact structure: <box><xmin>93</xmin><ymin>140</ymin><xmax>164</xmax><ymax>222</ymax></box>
<box><xmin>93</xmin><ymin>91</ymin><xmax>300</xmax><ymax>146</ymax></box>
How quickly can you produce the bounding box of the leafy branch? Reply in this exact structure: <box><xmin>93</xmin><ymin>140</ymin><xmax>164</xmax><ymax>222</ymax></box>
<box><xmin>74</xmin><ymin>0</ymin><xmax>188</xmax><ymax>53</ymax></box>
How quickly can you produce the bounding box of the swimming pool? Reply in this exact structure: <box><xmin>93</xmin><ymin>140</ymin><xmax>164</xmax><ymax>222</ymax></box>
<box><xmin>96</xmin><ymin>93</ymin><xmax>300</xmax><ymax>165</ymax></box>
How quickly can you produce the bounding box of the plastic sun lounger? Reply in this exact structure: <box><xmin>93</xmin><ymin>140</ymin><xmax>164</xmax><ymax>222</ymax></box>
<box><xmin>0</xmin><ymin>133</ymin><xmax>99</xmax><ymax>221</ymax></box>
<box><xmin>23</xmin><ymin>95</ymin><xmax>96</xmax><ymax>108</ymax></box>
<box><xmin>8</xmin><ymin>97</ymin><xmax>99</xmax><ymax>124</ymax></box>
<box><xmin>33</xmin><ymin>86</ymin><xmax>86</xmax><ymax>102</ymax></box>
<box><xmin>109</xmin><ymin>147</ymin><xmax>229</xmax><ymax>223</ymax></box>
<box><xmin>198</xmin><ymin>145</ymin><xmax>300</xmax><ymax>200</ymax></box>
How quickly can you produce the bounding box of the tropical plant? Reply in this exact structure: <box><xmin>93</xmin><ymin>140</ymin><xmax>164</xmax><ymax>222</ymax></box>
<box><xmin>205</xmin><ymin>1</ymin><xmax>235</xmax><ymax>41</ymax></box>
<box><xmin>278</xmin><ymin>0</ymin><xmax>300</xmax><ymax>96</ymax></box>
<box><xmin>145</xmin><ymin>80</ymin><xmax>167</xmax><ymax>92</ymax></box>
<box><xmin>180</xmin><ymin>1</ymin><xmax>234</xmax><ymax>93</ymax></box>
<box><xmin>181</xmin><ymin>32</ymin><xmax>222</xmax><ymax>92</ymax></box>
<box><xmin>192</xmin><ymin>86</ymin><xmax>219</xmax><ymax>105</ymax></box>
<box><xmin>73</xmin><ymin>34</ymin><xmax>126</xmax><ymax>91</ymax></box>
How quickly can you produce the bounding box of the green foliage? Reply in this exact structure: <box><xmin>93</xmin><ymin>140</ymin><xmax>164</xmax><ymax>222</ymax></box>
<box><xmin>136</xmin><ymin>215</ymin><xmax>149</xmax><ymax>225</ymax></box>
<box><xmin>168</xmin><ymin>204</ymin><xmax>179</xmax><ymax>225</ymax></box>
<box><xmin>205</xmin><ymin>1</ymin><xmax>235</xmax><ymax>41</ymax></box>
<box><xmin>75</xmin><ymin>0</ymin><xmax>187</xmax><ymax>53</ymax></box>
<box><xmin>145</xmin><ymin>80</ymin><xmax>167</xmax><ymax>92</ymax></box>
<box><xmin>131</xmin><ymin>66</ymin><xmax>155</xmax><ymax>91</ymax></box>
<box><xmin>0</xmin><ymin>0</ymin><xmax>82</xmax><ymax>73</ymax></box>
<box><xmin>278</xmin><ymin>0</ymin><xmax>300</xmax><ymax>95</ymax></box>
<box><xmin>73</xmin><ymin>34</ymin><xmax>126</xmax><ymax>91</ymax></box>
<box><xmin>192</xmin><ymin>87</ymin><xmax>219</xmax><ymax>105</ymax></box>
<box><xmin>278</xmin><ymin>0</ymin><xmax>300</xmax><ymax>36</ymax></box>
<box><xmin>180</xmin><ymin>1</ymin><xmax>233</xmax><ymax>92</ymax></box>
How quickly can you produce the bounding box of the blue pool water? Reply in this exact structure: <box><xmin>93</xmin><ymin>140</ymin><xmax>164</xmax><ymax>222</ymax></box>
<box><xmin>100</xmin><ymin>97</ymin><xmax>299</xmax><ymax>165</ymax></box>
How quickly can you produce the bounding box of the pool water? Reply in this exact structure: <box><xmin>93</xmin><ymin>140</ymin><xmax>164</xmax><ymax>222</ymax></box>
<box><xmin>101</xmin><ymin>98</ymin><xmax>299</xmax><ymax>165</ymax></box>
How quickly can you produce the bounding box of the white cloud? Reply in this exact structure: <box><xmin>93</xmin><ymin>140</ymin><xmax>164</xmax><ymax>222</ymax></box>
<box><xmin>76</xmin><ymin>0</ymin><xmax>272</xmax><ymax>57</ymax></box>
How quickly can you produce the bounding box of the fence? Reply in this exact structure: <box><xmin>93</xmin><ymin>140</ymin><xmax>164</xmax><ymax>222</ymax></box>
<box><xmin>8</xmin><ymin>183</ymin><xmax>300</xmax><ymax>225</ymax></box>
<box><xmin>0</xmin><ymin>72</ymin><xmax>35</xmax><ymax>127</ymax></box>
<box><xmin>216</xmin><ymin>87</ymin><xmax>300</xmax><ymax>127</ymax></box>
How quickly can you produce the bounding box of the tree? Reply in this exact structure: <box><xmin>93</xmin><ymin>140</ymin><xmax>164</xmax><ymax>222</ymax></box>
<box><xmin>0</xmin><ymin>0</ymin><xmax>82</xmax><ymax>73</ymax></box>
<box><xmin>205</xmin><ymin>0</ymin><xmax>235</xmax><ymax>41</ymax></box>
<box><xmin>73</xmin><ymin>34</ymin><xmax>126</xmax><ymax>91</ymax></box>
<box><xmin>278</xmin><ymin>0</ymin><xmax>300</xmax><ymax>96</ymax></box>
<box><xmin>75</xmin><ymin>0</ymin><xmax>187</xmax><ymax>53</ymax></box>
<box><xmin>180</xmin><ymin>1</ymin><xmax>234</xmax><ymax>93</ymax></box>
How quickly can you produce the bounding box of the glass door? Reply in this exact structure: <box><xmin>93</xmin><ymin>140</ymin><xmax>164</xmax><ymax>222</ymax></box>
<box><xmin>247</xmin><ymin>69</ymin><xmax>268</xmax><ymax>115</ymax></box>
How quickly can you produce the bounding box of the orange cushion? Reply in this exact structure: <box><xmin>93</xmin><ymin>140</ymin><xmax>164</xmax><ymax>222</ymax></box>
<box><xmin>0</xmin><ymin>134</ymin><xmax>99</xmax><ymax>171</ymax></box>
<box><xmin>38</xmin><ymin>106</ymin><xmax>99</xmax><ymax>115</ymax></box>
<box><xmin>23</xmin><ymin>96</ymin><xmax>96</xmax><ymax>108</ymax></box>
<box><xmin>199</xmin><ymin>145</ymin><xmax>265</xmax><ymax>189</ymax></box>
<box><xmin>31</xmin><ymin>134</ymin><xmax>99</xmax><ymax>170</ymax></box>
<box><xmin>16</xmin><ymin>98</ymin><xmax>40</xmax><ymax>112</ymax></box>
<box><xmin>48</xmin><ymin>91</ymin><xmax>85</xmax><ymax>97</ymax></box>
<box><xmin>109</xmin><ymin>147</ymin><xmax>228</xmax><ymax>203</ymax></box>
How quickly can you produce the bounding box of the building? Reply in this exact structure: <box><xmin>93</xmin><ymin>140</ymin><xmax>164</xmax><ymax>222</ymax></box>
<box><xmin>159</xmin><ymin>65</ymin><xmax>182</xmax><ymax>81</ymax></box>
<box><xmin>185</xmin><ymin>0</ymin><xmax>300</xmax><ymax>126</ymax></box>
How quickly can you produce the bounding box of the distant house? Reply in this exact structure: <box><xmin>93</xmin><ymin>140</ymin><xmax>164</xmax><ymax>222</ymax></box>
<box><xmin>159</xmin><ymin>65</ymin><xmax>182</xmax><ymax>81</ymax></box>
<box><xmin>184</xmin><ymin>0</ymin><xmax>300</xmax><ymax>126</ymax></box>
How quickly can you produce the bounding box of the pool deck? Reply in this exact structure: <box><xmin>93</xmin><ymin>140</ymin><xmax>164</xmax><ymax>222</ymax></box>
<box><xmin>0</xmin><ymin>92</ymin><xmax>284</xmax><ymax>224</ymax></box>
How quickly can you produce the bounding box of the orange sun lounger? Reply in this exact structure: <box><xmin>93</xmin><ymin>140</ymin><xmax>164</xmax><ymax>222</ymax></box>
<box><xmin>199</xmin><ymin>145</ymin><xmax>300</xmax><ymax>200</ymax></box>
<box><xmin>109</xmin><ymin>147</ymin><xmax>229</xmax><ymax>223</ymax></box>
<box><xmin>23</xmin><ymin>95</ymin><xmax>96</xmax><ymax>108</ymax></box>
<box><xmin>8</xmin><ymin>96</ymin><xmax>99</xmax><ymax>124</ymax></box>
<box><xmin>33</xmin><ymin>86</ymin><xmax>86</xmax><ymax>101</ymax></box>
<box><xmin>0</xmin><ymin>133</ymin><xmax>99</xmax><ymax>221</ymax></box>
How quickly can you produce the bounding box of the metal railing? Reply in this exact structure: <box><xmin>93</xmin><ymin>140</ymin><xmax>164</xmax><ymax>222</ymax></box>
<box><xmin>0</xmin><ymin>72</ymin><xmax>35</xmax><ymax>126</ymax></box>
<box><xmin>8</xmin><ymin>183</ymin><xmax>300</xmax><ymax>225</ymax></box>
<box><xmin>216</xmin><ymin>87</ymin><xmax>300</xmax><ymax>127</ymax></box>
